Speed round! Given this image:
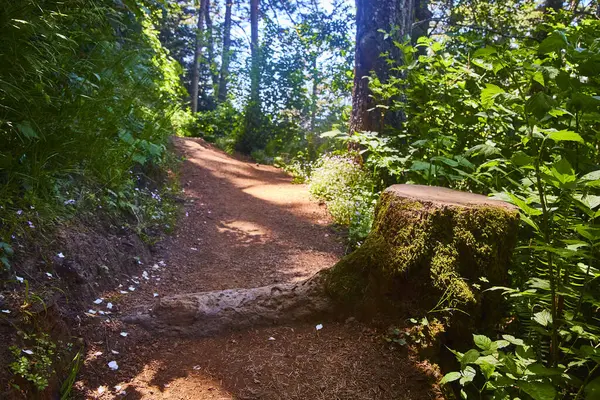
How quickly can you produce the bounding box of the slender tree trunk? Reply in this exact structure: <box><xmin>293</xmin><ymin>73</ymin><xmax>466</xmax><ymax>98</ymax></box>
<box><xmin>545</xmin><ymin>0</ymin><xmax>563</xmax><ymax>11</ymax></box>
<box><xmin>349</xmin><ymin>0</ymin><xmax>430</xmax><ymax>134</ymax></box>
<box><xmin>190</xmin><ymin>0</ymin><xmax>206</xmax><ymax>113</ymax></box>
<box><xmin>249</xmin><ymin>0</ymin><xmax>260</xmax><ymax>104</ymax></box>
<box><xmin>217</xmin><ymin>0</ymin><xmax>233</xmax><ymax>103</ymax></box>
<box><xmin>310</xmin><ymin>56</ymin><xmax>318</xmax><ymax>132</ymax></box>
<box><xmin>204</xmin><ymin>0</ymin><xmax>219</xmax><ymax>93</ymax></box>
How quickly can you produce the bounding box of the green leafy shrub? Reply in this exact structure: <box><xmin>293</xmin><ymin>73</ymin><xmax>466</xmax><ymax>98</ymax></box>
<box><xmin>309</xmin><ymin>154</ymin><xmax>377</xmax><ymax>244</ymax></box>
<box><xmin>9</xmin><ymin>333</ymin><xmax>56</xmax><ymax>391</ymax></box>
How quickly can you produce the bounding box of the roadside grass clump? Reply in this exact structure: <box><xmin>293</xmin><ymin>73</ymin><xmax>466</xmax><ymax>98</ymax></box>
<box><xmin>309</xmin><ymin>154</ymin><xmax>377</xmax><ymax>245</ymax></box>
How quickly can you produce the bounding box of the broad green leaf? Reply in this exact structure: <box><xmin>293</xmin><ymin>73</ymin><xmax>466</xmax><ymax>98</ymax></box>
<box><xmin>519</xmin><ymin>381</ymin><xmax>557</xmax><ymax>400</ymax></box>
<box><xmin>581</xmin><ymin>170</ymin><xmax>600</xmax><ymax>181</ymax></box>
<box><xmin>533</xmin><ymin>310</ymin><xmax>552</xmax><ymax>327</ymax></box>
<box><xmin>507</xmin><ymin>193</ymin><xmax>542</xmax><ymax>217</ymax></box>
<box><xmin>431</xmin><ymin>156</ymin><xmax>459</xmax><ymax>167</ymax></box>
<box><xmin>538</xmin><ymin>30</ymin><xmax>568</xmax><ymax>54</ymax></box>
<box><xmin>547</xmin><ymin>130</ymin><xmax>584</xmax><ymax>144</ymax></box>
<box><xmin>511</xmin><ymin>151</ymin><xmax>535</xmax><ymax>167</ymax></box>
<box><xmin>550</xmin><ymin>158</ymin><xmax>576</xmax><ymax>186</ymax></box>
<box><xmin>533</xmin><ymin>71</ymin><xmax>545</xmax><ymax>86</ymax></box>
<box><xmin>440</xmin><ymin>371</ymin><xmax>461</xmax><ymax>384</ymax></box>
<box><xmin>16</xmin><ymin>121</ymin><xmax>39</xmax><ymax>139</ymax></box>
<box><xmin>525</xmin><ymin>92</ymin><xmax>556</xmax><ymax>119</ymax></box>
<box><xmin>320</xmin><ymin>129</ymin><xmax>344</xmax><ymax>138</ymax></box>
<box><xmin>585</xmin><ymin>376</ymin><xmax>600</xmax><ymax>399</ymax></box>
<box><xmin>472</xmin><ymin>58</ymin><xmax>493</xmax><ymax>71</ymax></box>
<box><xmin>481</xmin><ymin>84</ymin><xmax>505</xmax><ymax>108</ymax></box>
<box><xmin>473</xmin><ymin>334</ymin><xmax>493</xmax><ymax>351</ymax></box>
<box><xmin>461</xmin><ymin>349</ymin><xmax>480</xmax><ymax>368</ymax></box>
<box><xmin>574</xmin><ymin>194</ymin><xmax>600</xmax><ymax>210</ymax></box>
<box><xmin>479</xmin><ymin>360</ymin><xmax>495</xmax><ymax>380</ymax></box>
<box><xmin>459</xmin><ymin>366</ymin><xmax>477</xmax><ymax>385</ymax></box>
<box><xmin>575</xmin><ymin>225</ymin><xmax>600</xmax><ymax>242</ymax></box>
<box><xmin>526</xmin><ymin>364</ymin><xmax>562</xmax><ymax>376</ymax></box>
<box><xmin>473</xmin><ymin>46</ymin><xmax>497</xmax><ymax>58</ymax></box>
<box><xmin>502</xmin><ymin>334</ymin><xmax>525</xmax><ymax>346</ymax></box>
<box><xmin>411</xmin><ymin>161</ymin><xmax>432</xmax><ymax>171</ymax></box>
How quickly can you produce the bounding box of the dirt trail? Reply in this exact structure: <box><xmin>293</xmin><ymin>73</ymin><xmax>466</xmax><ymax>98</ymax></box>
<box><xmin>77</xmin><ymin>138</ymin><xmax>440</xmax><ymax>399</ymax></box>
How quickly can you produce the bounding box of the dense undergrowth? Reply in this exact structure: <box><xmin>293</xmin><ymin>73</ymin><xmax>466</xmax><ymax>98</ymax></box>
<box><xmin>0</xmin><ymin>0</ymin><xmax>189</xmax><ymax>395</ymax></box>
<box><xmin>0</xmin><ymin>0</ymin><xmax>189</xmax><ymax>260</ymax></box>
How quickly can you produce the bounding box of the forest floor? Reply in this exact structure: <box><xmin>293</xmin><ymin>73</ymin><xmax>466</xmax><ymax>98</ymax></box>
<box><xmin>75</xmin><ymin>137</ymin><xmax>442</xmax><ymax>400</ymax></box>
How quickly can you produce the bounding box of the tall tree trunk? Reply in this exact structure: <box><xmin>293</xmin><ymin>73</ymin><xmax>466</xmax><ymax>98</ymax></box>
<box><xmin>217</xmin><ymin>0</ymin><xmax>233</xmax><ymax>103</ymax></box>
<box><xmin>190</xmin><ymin>0</ymin><xmax>206</xmax><ymax>113</ymax></box>
<box><xmin>545</xmin><ymin>0</ymin><xmax>563</xmax><ymax>12</ymax></box>
<box><xmin>204</xmin><ymin>0</ymin><xmax>219</xmax><ymax>93</ymax></box>
<box><xmin>349</xmin><ymin>0</ymin><xmax>430</xmax><ymax>134</ymax></box>
<box><xmin>249</xmin><ymin>0</ymin><xmax>260</xmax><ymax>104</ymax></box>
<box><xmin>310</xmin><ymin>56</ymin><xmax>318</xmax><ymax>132</ymax></box>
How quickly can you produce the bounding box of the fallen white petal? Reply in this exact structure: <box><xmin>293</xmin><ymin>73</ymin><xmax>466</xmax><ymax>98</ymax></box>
<box><xmin>57</xmin><ymin>252</ymin><xmax>65</xmax><ymax>258</ymax></box>
<box><xmin>106</xmin><ymin>302</ymin><xmax>113</xmax><ymax>309</ymax></box>
<box><xmin>93</xmin><ymin>351</ymin><xmax>103</xmax><ymax>356</ymax></box>
<box><xmin>1</xmin><ymin>310</ymin><xmax>10</xmax><ymax>314</ymax></box>
<box><xmin>94</xmin><ymin>298</ymin><xmax>103</xmax><ymax>304</ymax></box>
<box><xmin>268</xmin><ymin>337</ymin><xmax>276</xmax><ymax>341</ymax></box>
<box><xmin>128</xmin><ymin>286</ymin><xmax>135</xmax><ymax>292</ymax></box>
<box><xmin>98</xmin><ymin>310</ymin><xmax>105</xmax><ymax>315</ymax></box>
<box><xmin>316</xmin><ymin>324</ymin><xmax>323</xmax><ymax>331</ymax></box>
<box><xmin>98</xmin><ymin>385</ymin><xmax>106</xmax><ymax>394</ymax></box>
<box><xmin>114</xmin><ymin>385</ymin><xmax>122</xmax><ymax>391</ymax></box>
<box><xmin>45</xmin><ymin>272</ymin><xmax>53</xmax><ymax>278</ymax></box>
<box><xmin>153</xmin><ymin>293</ymin><xmax>159</xmax><ymax>297</ymax></box>
<box><xmin>108</xmin><ymin>361</ymin><xmax>119</xmax><ymax>370</ymax></box>
<box><xmin>190</xmin><ymin>247</ymin><xmax>198</xmax><ymax>251</ymax></box>
<box><xmin>111</xmin><ymin>350</ymin><xmax>120</xmax><ymax>354</ymax></box>
<box><xmin>120</xmin><ymin>332</ymin><xmax>128</xmax><ymax>337</ymax></box>
<box><xmin>87</xmin><ymin>309</ymin><xmax>97</xmax><ymax>315</ymax></box>
<box><xmin>119</xmin><ymin>290</ymin><xmax>128</xmax><ymax>294</ymax></box>
<box><xmin>15</xmin><ymin>276</ymin><xmax>24</xmax><ymax>283</ymax></box>
<box><xmin>22</xmin><ymin>349</ymin><xmax>34</xmax><ymax>355</ymax></box>
<box><xmin>193</xmin><ymin>365</ymin><xmax>201</xmax><ymax>370</ymax></box>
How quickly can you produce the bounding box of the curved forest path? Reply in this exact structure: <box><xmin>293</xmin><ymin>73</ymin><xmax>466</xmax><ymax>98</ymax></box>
<box><xmin>77</xmin><ymin>137</ymin><xmax>440</xmax><ymax>399</ymax></box>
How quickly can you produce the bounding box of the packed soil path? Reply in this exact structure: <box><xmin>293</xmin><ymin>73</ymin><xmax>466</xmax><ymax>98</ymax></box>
<box><xmin>77</xmin><ymin>138</ymin><xmax>441</xmax><ymax>399</ymax></box>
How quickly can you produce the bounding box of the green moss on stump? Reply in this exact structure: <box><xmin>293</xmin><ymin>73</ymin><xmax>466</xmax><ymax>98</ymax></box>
<box><xmin>324</xmin><ymin>186</ymin><xmax>519</xmax><ymax>313</ymax></box>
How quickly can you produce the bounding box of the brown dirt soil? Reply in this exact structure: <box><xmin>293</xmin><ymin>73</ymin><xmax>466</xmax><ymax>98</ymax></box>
<box><xmin>74</xmin><ymin>138</ymin><xmax>443</xmax><ymax>399</ymax></box>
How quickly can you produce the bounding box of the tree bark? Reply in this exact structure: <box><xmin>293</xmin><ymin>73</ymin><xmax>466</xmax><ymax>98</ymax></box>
<box><xmin>204</xmin><ymin>0</ymin><xmax>219</xmax><ymax>93</ymax></box>
<box><xmin>310</xmin><ymin>56</ymin><xmax>318</xmax><ymax>132</ymax></box>
<box><xmin>249</xmin><ymin>0</ymin><xmax>260</xmax><ymax>104</ymax></box>
<box><xmin>545</xmin><ymin>0</ymin><xmax>563</xmax><ymax>12</ymax></box>
<box><xmin>349</xmin><ymin>0</ymin><xmax>431</xmax><ymax>135</ymax></box>
<box><xmin>190</xmin><ymin>0</ymin><xmax>206</xmax><ymax>113</ymax></box>
<box><xmin>217</xmin><ymin>0</ymin><xmax>234</xmax><ymax>103</ymax></box>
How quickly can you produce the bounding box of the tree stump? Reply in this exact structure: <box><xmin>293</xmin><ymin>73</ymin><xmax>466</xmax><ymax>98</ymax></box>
<box><xmin>126</xmin><ymin>185</ymin><xmax>518</xmax><ymax>336</ymax></box>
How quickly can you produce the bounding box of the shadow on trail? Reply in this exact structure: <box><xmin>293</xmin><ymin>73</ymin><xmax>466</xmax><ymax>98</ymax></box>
<box><xmin>76</xmin><ymin>137</ymin><xmax>441</xmax><ymax>400</ymax></box>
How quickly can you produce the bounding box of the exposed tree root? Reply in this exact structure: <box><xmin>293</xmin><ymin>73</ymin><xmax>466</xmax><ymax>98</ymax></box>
<box><xmin>126</xmin><ymin>184</ymin><xmax>518</xmax><ymax>337</ymax></box>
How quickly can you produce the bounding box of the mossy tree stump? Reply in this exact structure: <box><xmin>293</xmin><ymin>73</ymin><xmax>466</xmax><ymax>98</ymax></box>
<box><xmin>323</xmin><ymin>185</ymin><xmax>519</xmax><ymax>325</ymax></box>
<box><xmin>127</xmin><ymin>185</ymin><xmax>518</xmax><ymax>336</ymax></box>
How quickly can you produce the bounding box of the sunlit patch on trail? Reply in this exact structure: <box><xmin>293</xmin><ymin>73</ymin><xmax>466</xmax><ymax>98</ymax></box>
<box><xmin>217</xmin><ymin>220</ymin><xmax>270</xmax><ymax>244</ymax></box>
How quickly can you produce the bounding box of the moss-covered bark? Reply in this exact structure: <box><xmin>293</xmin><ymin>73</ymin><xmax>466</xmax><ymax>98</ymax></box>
<box><xmin>324</xmin><ymin>187</ymin><xmax>519</xmax><ymax>316</ymax></box>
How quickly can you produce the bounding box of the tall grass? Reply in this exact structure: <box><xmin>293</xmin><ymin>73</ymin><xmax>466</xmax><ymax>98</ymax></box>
<box><xmin>0</xmin><ymin>0</ymin><xmax>189</xmax><ymax>245</ymax></box>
